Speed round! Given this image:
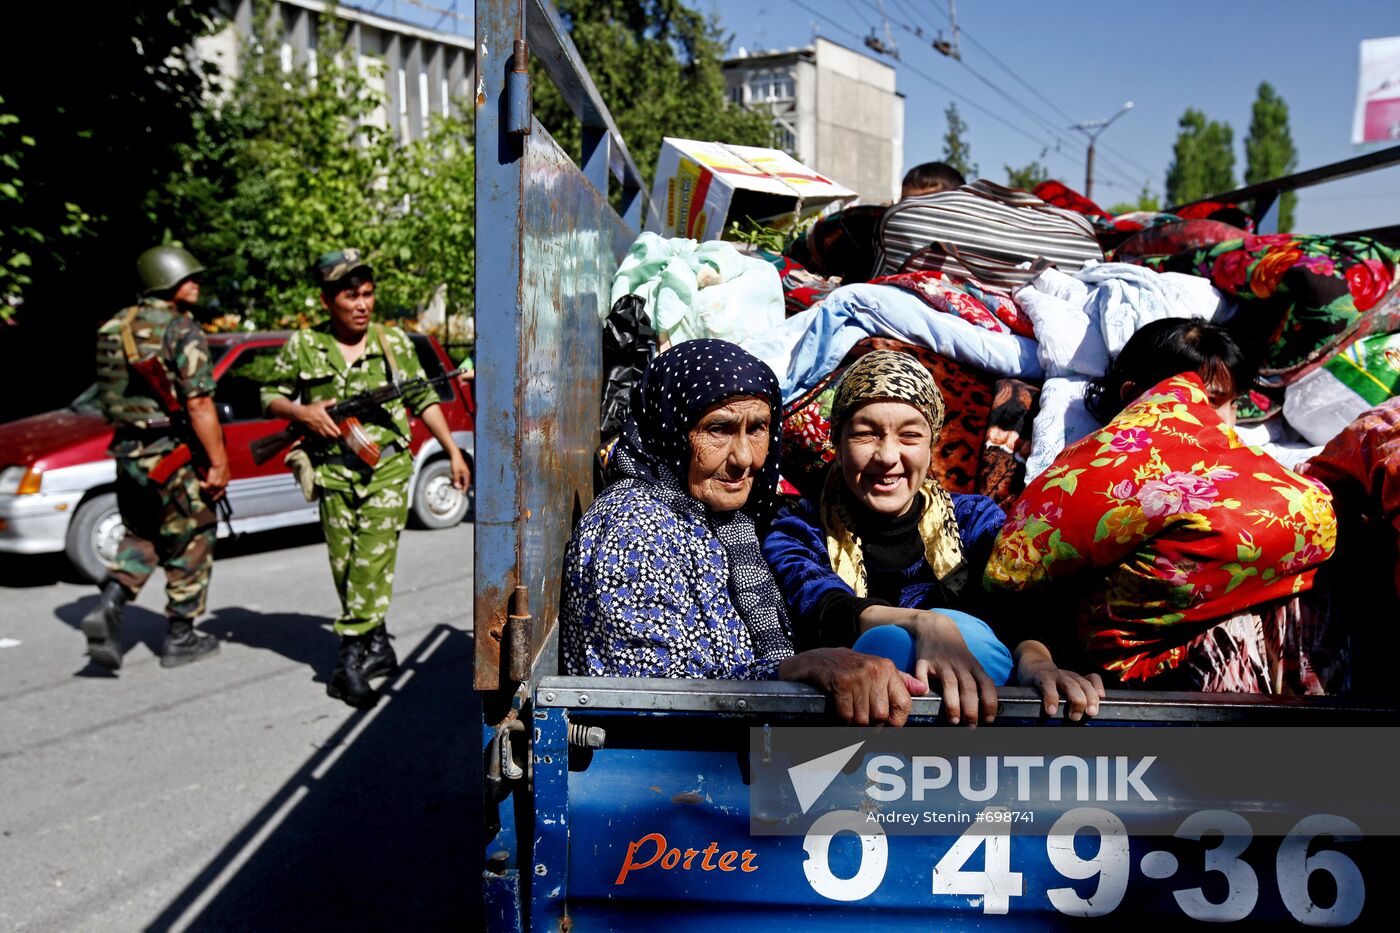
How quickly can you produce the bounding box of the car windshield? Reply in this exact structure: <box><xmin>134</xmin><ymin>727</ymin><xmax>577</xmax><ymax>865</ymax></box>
<box><xmin>69</xmin><ymin>344</ymin><xmax>230</xmax><ymax>412</ymax></box>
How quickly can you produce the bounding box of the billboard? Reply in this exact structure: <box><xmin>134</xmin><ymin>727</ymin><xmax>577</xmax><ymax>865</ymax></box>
<box><xmin>1353</xmin><ymin>36</ymin><xmax>1400</xmax><ymax>144</ymax></box>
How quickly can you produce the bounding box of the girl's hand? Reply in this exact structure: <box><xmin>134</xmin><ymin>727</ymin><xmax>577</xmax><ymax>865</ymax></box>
<box><xmin>910</xmin><ymin>612</ymin><xmax>998</xmax><ymax>727</ymax></box>
<box><xmin>1020</xmin><ymin>658</ymin><xmax>1105</xmax><ymax>720</ymax></box>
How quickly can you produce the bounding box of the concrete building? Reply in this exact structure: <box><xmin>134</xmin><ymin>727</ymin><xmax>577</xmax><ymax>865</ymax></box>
<box><xmin>197</xmin><ymin>0</ymin><xmax>475</xmax><ymax>142</ymax></box>
<box><xmin>724</xmin><ymin>38</ymin><xmax>904</xmax><ymax>204</ymax></box>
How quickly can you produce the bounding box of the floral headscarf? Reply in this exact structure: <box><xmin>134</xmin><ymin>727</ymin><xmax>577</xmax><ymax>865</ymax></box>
<box><xmin>609</xmin><ymin>339</ymin><xmax>791</xmax><ymax>659</ymax></box>
<box><xmin>821</xmin><ymin>350</ymin><xmax>969</xmax><ymax>597</ymax></box>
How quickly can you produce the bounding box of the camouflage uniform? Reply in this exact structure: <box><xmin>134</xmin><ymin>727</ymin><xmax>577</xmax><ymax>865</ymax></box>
<box><xmin>94</xmin><ymin>297</ymin><xmax>217</xmax><ymax>619</ymax></box>
<box><xmin>260</xmin><ymin>321</ymin><xmax>437</xmax><ymax>635</ymax></box>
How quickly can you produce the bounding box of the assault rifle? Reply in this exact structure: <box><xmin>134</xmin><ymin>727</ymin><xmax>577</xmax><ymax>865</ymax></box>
<box><xmin>144</xmin><ymin>433</ymin><xmax>236</xmax><ymax>538</ymax></box>
<box><xmin>119</xmin><ymin>311</ymin><xmax>236</xmax><ymax>538</ymax></box>
<box><xmin>249</xmin><ymin>367</ymin><xmax>467</xmax><ymax>466</ymax></box>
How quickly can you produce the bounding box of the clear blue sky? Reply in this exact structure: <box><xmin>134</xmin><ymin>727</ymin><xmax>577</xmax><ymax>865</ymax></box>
<box><xmin>705</xmin><ymin>0</ymin><xmax>1400</xmax><ymax>233</ymax></box>
<box><xmin>360</xmin><ymin>0</ymin><xmax>1398</xmax><ymax>232</ymax></box>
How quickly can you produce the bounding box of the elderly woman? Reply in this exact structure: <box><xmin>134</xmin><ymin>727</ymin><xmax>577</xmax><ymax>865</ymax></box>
<box><xmin>764</xmin><ymin>350</ymin><xmax>1103</xmax><ymax>723</ymax></box>
<box><xmin>985</xmin><ymin>319</ymin><xmax>1341</xmax><ymax>692</ymax></box>
<box><xmin>562</xmin><ymin>339</ymin><xmax>927</xmax><ymax>725</ymax></box>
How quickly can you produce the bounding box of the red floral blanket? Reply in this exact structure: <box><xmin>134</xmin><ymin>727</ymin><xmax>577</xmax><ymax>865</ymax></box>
<box><xmin>985</xmin><ymin>372</ymin><xmax>1338</xmax><ymax>681</ymax></box>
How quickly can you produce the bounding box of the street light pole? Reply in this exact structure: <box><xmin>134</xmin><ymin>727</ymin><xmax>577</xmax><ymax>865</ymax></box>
<box><xmin>1071</xmin><ymin>101</ymin><xmax>1133</xmax><ymax>201</ymax></box>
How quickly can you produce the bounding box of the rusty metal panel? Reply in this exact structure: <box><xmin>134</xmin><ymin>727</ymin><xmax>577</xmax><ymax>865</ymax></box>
<box><xmin>473</xmin><ymin>0</ymin><xmax>525</xmax><ymax>691</ymax></box>
<box><xmin>474</xmin><ymin>0</ymin><xmax>639</xmax><ymax>692</ymax></box>
<box><xmin>518</xmin><ymin>123</ymin><xmax>633</xmax><ymax>673</ymax></box>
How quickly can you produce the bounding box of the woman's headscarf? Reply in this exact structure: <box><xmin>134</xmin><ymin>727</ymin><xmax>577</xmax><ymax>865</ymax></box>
<box><xmin>608</xmin><ymin>339</ymin><xmax>791</xmax><ymax>660</ymax></box>
<box><xmin>822</xmin><ymin>349</ymin><xmax>970</xmax><ymax>597</ymax></box>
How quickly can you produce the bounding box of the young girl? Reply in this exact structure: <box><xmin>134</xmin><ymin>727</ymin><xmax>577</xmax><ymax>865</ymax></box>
<box><xmin>764</xmin><ymin>350</ymin><xmax>1104</xmax><ymax>722</ymax></box>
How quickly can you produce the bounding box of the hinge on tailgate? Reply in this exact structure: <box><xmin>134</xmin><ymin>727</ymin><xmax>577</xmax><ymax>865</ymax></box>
<box><xmin>507</xmin><ymin>585</ymin><xmax>532</xmax><ymax>683</ymax></box>
<box><xmin>506</xmin><ymin>39</ymin><xmax>531</xmax><ymax>136</ymax></box>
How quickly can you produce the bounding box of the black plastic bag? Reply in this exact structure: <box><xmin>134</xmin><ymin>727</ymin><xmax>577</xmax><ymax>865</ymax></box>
<box><xmin>599</xmin><ymin>294</ymin><xmax>657</xmax><ymax>439</ymax></box>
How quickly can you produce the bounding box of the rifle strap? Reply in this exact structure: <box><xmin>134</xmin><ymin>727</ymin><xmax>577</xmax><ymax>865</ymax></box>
<box><xmin>374</xmin><ymin>323</ymin><xmax>400</xmax><ymax>382</ymax></box>
<box><xmin>119</xmin><ymin>307</ymin><xmax>142</xmax><ymax>363</ymax></box>
<box><xmin>120</xmin><ymin>305</ymin><xmax>183</xmax><ymax>415</ymax></box>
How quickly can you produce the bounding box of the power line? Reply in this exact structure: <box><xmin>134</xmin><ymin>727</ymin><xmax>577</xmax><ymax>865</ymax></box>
<box><xmin>1098</xmin><ymin>140</ymin><xmax>1158</xmax><ymax>183</ymax></box>
<box><xmin>888</xmin><ymin>0</ymin><xmax>928</xmax><ymax>33</ymax></box>
<box><xmin>854</xmin><ymin>0</ymin><xmax>1144</xmax><ymax>191</ymax></box>
<box><xmin>787</xmin><ymin>0</ymin><xmax>864</xmax><ymax>42</ymax></box>
<box><xmin>849</xmin><ymin>3</ymin><xmax>1080</xmax><ymax>152</ymax></box>
<box><xmin>879</xmin><ymin>0</ymin><xmax>1153</xmax><ymax>188</ymax></box>
<box><xmin>779</xmin><ymin>0</ymin><xmax>1138</xmax><ymax>192</ymax></box>
<box><xmin>850</xmin><ymin>2</ymin><xmax>1107</xmax><ymax>185</ymax></box>
<box><xmin>842</xmin><ymin>0</ymin><xmax>880</xmax><ymax>35</ymax></box>
<box><xmin>955</xmin><ymin>30</ymin><xmax>1154</xmax><ymax>186</ymax></box>
<box><xmin>924</xmin><ymin>4</ymin><xmax>1159</xmax><ymax>184</ymax></box>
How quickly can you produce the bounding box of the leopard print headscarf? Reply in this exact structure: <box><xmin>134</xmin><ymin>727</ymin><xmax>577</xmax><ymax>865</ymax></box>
<box><xmin>821</xmin><ymin>350</ymin><xmax>969</xmax><ymax>597</ymax></box>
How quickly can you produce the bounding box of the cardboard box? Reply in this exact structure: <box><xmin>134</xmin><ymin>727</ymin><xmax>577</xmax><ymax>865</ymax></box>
<box><xmin>647</xmin><ymin>137</ymin><xmax>858</xmax><ymax>242</ymax></box>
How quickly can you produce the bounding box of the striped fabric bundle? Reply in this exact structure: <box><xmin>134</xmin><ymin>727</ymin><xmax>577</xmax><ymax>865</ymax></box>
<box><xmin>876</xmin><ymin>180</ymin><xmax>1104</xmax><ymax>288</ymax></box>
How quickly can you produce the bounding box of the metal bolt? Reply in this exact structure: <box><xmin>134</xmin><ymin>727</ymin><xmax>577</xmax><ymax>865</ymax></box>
<box><xmin>544</xmin><ymin>692</ymin><xmax>556</xmax><ymax>702</ymax></box>
<box><xmin>736</xmin><ymin>699</ymin><xmax>748</xmax><ymax>710</ymax></box>
<box><xmin>578</xmin><ymin>694</ymin><xmax>589</xmax><ymax>705</ymax></box>
<box><xmin>534</xmin><ymin>863</ymin><xmax>548</xmax><ymax>876</ymax></box>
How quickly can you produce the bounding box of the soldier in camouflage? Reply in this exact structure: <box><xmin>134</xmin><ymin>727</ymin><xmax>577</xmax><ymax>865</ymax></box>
<box><xmin>262</xmin><ymin>249</ymin><xmax>470</xmax><ymax>708</ymax></box>
<box><xmin>82</xmin><ymin>245</ymin><xmax>228</xmax><ymax>670</ymax></box>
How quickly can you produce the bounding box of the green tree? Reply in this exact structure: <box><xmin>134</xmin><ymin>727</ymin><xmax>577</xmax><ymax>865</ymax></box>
<box><xmin>1</xmin><ymin>1</ymin><xmax>217</xmax><ymax>420</ymax></box>
<box><xmin>163</xmin><ymin>7</ymin><xmax>393</xmax><ymax>325</ymax></box>
<box><xmin>163</xmin><ymin>2</ymin><xmax>475</xmax><ymax>328</ymax></box>
<box><xmin>532</xmin><ymin>0</ymin><xmax>772</xmax><ymax>194</ymax></box>
<box><xmin>1004</xmin><ymin>160</ymin><xmax>1048</xmax><ymax>191</ymax></box>
<box><xmin>1107</xmin><ymin>184</ymin><xmax>1162</xmax><ymax>215</ymax></box>
<box><xmin>0</xmin><ymin>101</ymin><xmax>97</xmax><ymax>322</ymax></box>
<box><xmin>380</xmin><ymin>118</ymin><xmax>477</xmax><ymax>323</ymax></box>
<box><xmin>1165</xmin><ymin>108</ymin><xmax>1236</xmax><ymax>206</ymax></box>
<box><xmin>943</xmin><ymin>103</ymin><xmax>978</xmax><ymax>179</ymax></box>
<box><xmin>1245</xmin><ymin>82</ymin><xmax>1298</xmax><ymax>231</ymax></box>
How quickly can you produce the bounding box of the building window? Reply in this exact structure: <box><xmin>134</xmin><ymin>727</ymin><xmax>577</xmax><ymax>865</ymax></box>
<box><xmin>773</xmin><ymin>124</ymin><xmax>797</xmax><ymax>154</ymax></box>
<box><xmin>747</xmin><ymin>72</ymin><xmax>795</xmax><ymax>104</ymax></box>
<box><xmin>729</xmin><ymin>83</ymin><xmax>743</xmax><ymax>105</ymax></box>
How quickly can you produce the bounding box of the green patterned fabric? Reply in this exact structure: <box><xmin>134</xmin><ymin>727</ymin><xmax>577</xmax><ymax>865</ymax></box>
<box><xmin>95</xmin><ymin>298</ymin><xmax>216</xmax><ymax>457</ymax></box>
<box><xmin>108</xmin><ymin>456</ymin><xmax>216</xmax><ymax>620</ymax></box>
<box><xmin>1142</xmin><ymin>234</ymin><xmax>1399</xmax><ymax>384</ymax></box>
<box><xmin>319</xmin><ymin>480</ymin><xmax>410</xmax><ymax>635</ymax></box>
<box><xmin>263</xmin><ymin>321</ymin><xmax>437</xmax><ymax>634</ymax></box>
<box><xmin>260</xmin><ymin>322</ymin><xmax>436</xmax><ymax>494</ymax></box>
<box><xmin>1322</xmin><ymin>333</ymin><xmax>1400</xmax><ymax>406</ymax></box>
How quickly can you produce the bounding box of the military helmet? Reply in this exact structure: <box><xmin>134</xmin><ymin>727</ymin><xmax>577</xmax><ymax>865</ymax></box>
<box><xmin>137</xmin><ymin>245</ymin><xmax>205</xmax><ymax>294</ymax></box>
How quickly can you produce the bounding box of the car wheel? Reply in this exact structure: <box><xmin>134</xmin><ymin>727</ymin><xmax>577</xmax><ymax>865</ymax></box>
<box><xmin>410</xmin><ymin>456</ymin><xmax>470</xmax><ymax>529</ymax></box>
<box><xmin>66</xmin><ymin>492</ymin><xmax>124</xmax><ymax>583</ymax></box>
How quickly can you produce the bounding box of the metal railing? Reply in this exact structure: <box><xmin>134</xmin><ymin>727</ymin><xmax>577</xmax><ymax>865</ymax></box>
<box><xmin>1169</xmin><ymin>143</ymin><xmax>1400</xmax><ymax>241</ymax></box>
<box><xmin>521</xmin><ymin>0</ymin><xmax>653</xmax><ymax>226</ymax></box>
<box><xmin>536</xmin><ymin>677</ymin><xmax>1400</xmax><ymax>725</ymax></box>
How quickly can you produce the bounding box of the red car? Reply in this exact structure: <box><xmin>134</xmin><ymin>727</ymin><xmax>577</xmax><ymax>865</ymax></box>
<box><xmin>0</xmin><ymin>330</ymin><xmax>475</xmax><ymax>582</ymax></box>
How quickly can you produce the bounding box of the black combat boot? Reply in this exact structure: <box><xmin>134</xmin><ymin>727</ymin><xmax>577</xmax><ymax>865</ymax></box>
<box><xmin>359</xmin><ymin>625</ymin><xmax>399</xmax><ymax>680</ymax></box>
<box><xmin>81</xmin><ymin>579</ymin><xmax>130</xmax><ymax>670</ymax></box>
<box><xmin>161</xmin><ymin>617</ymin><xmax>220</xmax><ymax>668</ymax></box>
<box><xmin>327</xmin><ymin>635</ymin><xmax>379</xmax><ymax>709</ymax></box>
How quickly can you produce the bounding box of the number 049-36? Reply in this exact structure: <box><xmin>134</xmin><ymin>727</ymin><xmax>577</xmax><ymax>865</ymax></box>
<box><xmin>801</xmin><ymin>807</ymin><xmax>1364</xmax><ymax>926</ymax></box>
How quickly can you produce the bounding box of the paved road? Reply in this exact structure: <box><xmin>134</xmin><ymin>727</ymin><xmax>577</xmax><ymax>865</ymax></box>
<box><xmin>0</xmin><ymin>522</ymin><xmax>481</xmax><ymax>932</ymax></box>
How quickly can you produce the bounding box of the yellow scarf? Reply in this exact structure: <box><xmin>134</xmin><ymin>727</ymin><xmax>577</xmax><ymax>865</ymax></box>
<box><xmin>819</xmin><ymin>466</ymin><xmax>968</xmax><ymax>598</ymax></box>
